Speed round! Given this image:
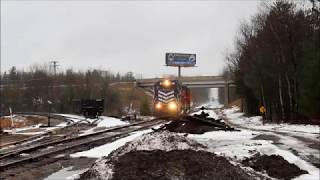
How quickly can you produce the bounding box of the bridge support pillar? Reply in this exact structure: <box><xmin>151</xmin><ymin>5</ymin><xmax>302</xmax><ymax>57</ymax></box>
<box><xmin>224</xmin><ymin>82</ymin><xmax>229</xmax><ymax>107</ymax></box>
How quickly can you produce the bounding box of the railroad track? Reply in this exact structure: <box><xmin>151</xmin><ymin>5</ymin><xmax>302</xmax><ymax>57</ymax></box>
<box><xmin>0</xmin><ymin>112</ymin><xmax>102</xmax><ymax>149</ymax></box>
<box><xmin>0</xmin><ymin>118</ymin><xmax>164</xmax><ymax>170</ymax></box>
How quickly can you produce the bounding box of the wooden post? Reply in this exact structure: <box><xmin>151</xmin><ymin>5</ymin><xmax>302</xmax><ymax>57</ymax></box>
<box><xmin>224</xmin><ymin>81</ymin><xmax>229</xmax><ymax>107</ymax></box>
<box><xmin>9</xmin><ymin>107</ymin><xmax>14</xmax><ymax>128</ymax></box>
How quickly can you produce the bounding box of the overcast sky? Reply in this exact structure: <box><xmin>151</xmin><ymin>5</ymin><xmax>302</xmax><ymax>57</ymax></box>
<box><xmin>1</xmin><ymin>0</ymin><xmax>261</xmax><ymax>78</ymax></box>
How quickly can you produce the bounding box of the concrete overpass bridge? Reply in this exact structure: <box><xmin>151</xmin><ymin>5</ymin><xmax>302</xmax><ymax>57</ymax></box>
<box><xmin>135</xmin><ymin>76</ymin><xmax>235</xmax><ymax>106</ymax></box>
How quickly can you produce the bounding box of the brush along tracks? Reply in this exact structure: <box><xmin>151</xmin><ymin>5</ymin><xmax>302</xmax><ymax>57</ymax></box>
<box><xmin>0</xmin><ymin>118</ymin><xmax>163</xmax><ymax>170</ymax></box>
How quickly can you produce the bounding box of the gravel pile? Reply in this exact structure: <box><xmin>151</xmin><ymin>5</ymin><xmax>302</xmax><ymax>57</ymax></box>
<box><xmin>111</xmin><ymin>150</ymin><xmax>252</xmax><ymax>180</ymax></box>
<box><xmin>160</xmin><ymin>120</ymin><xmax>219</xmax><ymax>134</ymax></box>
<box><xmin>80</xmin><ymin>131</ymin><xmax>253</xmax><ymax>180</ymax></box>
<box><xmin>242</xmin><ymin>154</ymin><xmax>308</xmax><ymax>180</ymax></box>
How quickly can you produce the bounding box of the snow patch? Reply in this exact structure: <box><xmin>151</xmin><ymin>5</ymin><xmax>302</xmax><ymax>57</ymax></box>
<box><xmin>56</xmin><ymin>114</ymin><xmax>128</xmax><ymax>127</ymax></box>
<box><xmin>3</xmin><ymin>124</ymin><xmax>42</xmax><ymax>134</ymax></box>
<box><xmin>193</xmin><ymin>106</ymin><xmax>320</xmax><ymax>179</ymax></box>
<box><xmin>223</xmin><ymin>106</ymin><xmax>320</xmax><ymax>135</ymax></box>
<box><xmin>190</xmin><ymin>130</ymin><xmax>319</xmax><ymax>179</ymax></box>
<box><xmin>112</xmin><ymin>131</ymin><xmax>205</xmax><ymax>157</ymax></box>
<box><xmin>72</xmin><ymin>129</ymin><xmax>153</xmax><ymax>158</ymax></box>
<box><xmin>96</xmin><ymin>116</ymin><xmax>128</xmax><ymax>128</ymax></box>
<box><xmin>44</xmin><ymin>166</ymin><xmax>87</xmax><ymax>180</ymax></box>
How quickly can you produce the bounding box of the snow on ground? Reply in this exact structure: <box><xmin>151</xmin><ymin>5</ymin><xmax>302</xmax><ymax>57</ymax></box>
<box><xmin>56</xmin><ymin>114</ymin><xmax>128</xmax><ymax>127</ymax></box>
<box><xmin>191</xmin><ymin>101</ymin><xmax>222</xmax><ymax>120</ymax></box>
<box><xmin>3</xmin><ymin>124</ymin><xmax>50</xmax><ymax>135</ymax></box>
<box><xmin>44</xmin><ymin>166</ymin><xmax>87</xmax><ymax>180</ymax></box>
<box><xmin>47</xmin><ymin>121</ymin><xmax>159</xmax><ymax>180</ymax></box>
<box><xmin>76</xmin><ymin>129</ymin><xmax>205</xmax><ymax>180</ymax></box>
<box><xmin>189</xmin><ymin>130</ymin><xmax>319</xmax><ymax>179</ymax></box>
<box><xmin>3</xmin><ymin>122</ymin><xmax>71</xmax><ymax>135</ymax></box>
<box><xmin>188</xmin><ymin>104</ymin><xmax>319</xmax><ymax>179</ymax></box>
<box><xmin>197</xmin><ymin>88</ymin><xmax>223</xmax><ymax>109</ymax></box>
<box><xmin>72</xmin><ymin>124</ymin><xmax>166</xmax><ymax>158</ymax></box>
<box><xmin>223</xmin><ymin>106</ymin><xmax>320</xmax><ymax>135</ymax></box>
<box><xmin>195</xmin><ymin>101</ymin><xmax>223</xmax><ymax>109</ymax></box>
<box><xmin>73</xmin><ymin>119</ymin><xmax>319</xmax><ymax>179</ymax></box>
<box><xmin>111</xmin><ymin>130</ymin><xmax>204</xmax><ymax>156</ymax></box>
<box><xmin>72</xmin><ymin>129</ymin><xmax>153</xmax><ymax>158</ymax></box>
<box><xmin>3</xmin><ymin>114</ymin><xmax>128</xmax><ymax>137</ymax></box>
<box><xmin>96</xmin><ymin>116</ymin><xmax>128</xmax><ymax>128</ymax></box>
<box><xmin>3</xmin><ymin>114</ymin><xmax>81</xmax><ymax>135</ymax></box>
<box><xmin>55</xmin><ymin>114</ymin><xmax>84</xmax><ymax>121</ymax></box>
<box><xmin>221</xmin><ymin>105</ymin><xmax>319</xmax><ymax>164</ymax></box>
<box><xmin>79</xmin><ymin>116</ymin><xmax>129</xmax><ymax>136</ymax></box>
<box><xmin>70</xmin><ymin>103</ymin><xmax>318</xmax><ymax>180</ymax></box>
<box><xmin>55</xmin><ymin>114</ymin><xmax>92</xmax><ymax>124</ymax></box>
<box><xmin>223</xmin><ymin>106</ymin><xmax>319</xmax><ymax>179</ymax></box>
<box><xmin>3</xmin><ymin>124</ymin><xmax>42</xmax><ymax>133</ymax></box>
<box><xmin>267</xmin><ymin>130</ymin><xmax>320</xmax><ymax>157</ymax></box>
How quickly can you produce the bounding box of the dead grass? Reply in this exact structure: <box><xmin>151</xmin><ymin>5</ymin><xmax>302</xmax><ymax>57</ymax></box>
<box><xmin>0</xmin><ymin>116</ymin><xmax>47</xmax><ymax>129</ymax></box>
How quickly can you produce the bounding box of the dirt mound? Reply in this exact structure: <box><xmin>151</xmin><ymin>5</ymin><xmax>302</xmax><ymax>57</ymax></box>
<box><xmin>80</xmin><ymin>131</ymin><xmax>207</xmax><ymax>179</ymax></box>
<box><xmin>113</xmin><ymin>131</ymin><xmax>206</xmax><ymax>156</ymax></box>
<box><xmin>113</xmin><ymin>150</ymin><xmax>252</xmax><ymax>180</ymax></box>
<box><xmin>80</xmin><ymin>131</ymin><xmax>253</xmax><ymax>180</ymax></box>
<box><xmin>161</xmin><ymin>120</ymin><xmax>220</xmax><ymax>134</ymax></box>
<box><xmin>81</xmin><ymin>150</ymin><xmax>252</xmax><ymax>180</ymax></box>
<box><xmin>242</xmin><ymin>154</ymin><xmax>308</xmax><ymax>180</ymax></box>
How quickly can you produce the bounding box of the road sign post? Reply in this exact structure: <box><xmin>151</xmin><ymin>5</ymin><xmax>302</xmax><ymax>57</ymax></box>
<box><xmin>259</xmin><ymin>106</ymin><xmax>266</xmax><ymax>124</ymax></box>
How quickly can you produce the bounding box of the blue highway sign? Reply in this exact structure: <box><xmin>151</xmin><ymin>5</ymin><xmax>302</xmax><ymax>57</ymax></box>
<box><xmin>166</xmin><ymin>53</ymin><xmax>196</xmax><ymax>67</ymax></box>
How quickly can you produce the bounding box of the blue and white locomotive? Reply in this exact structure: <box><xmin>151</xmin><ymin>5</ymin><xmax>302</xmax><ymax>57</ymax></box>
<box><xmin>153</xmin><ymin>79</ymin><xmax>191</xmax><ymax>117</ymax></box>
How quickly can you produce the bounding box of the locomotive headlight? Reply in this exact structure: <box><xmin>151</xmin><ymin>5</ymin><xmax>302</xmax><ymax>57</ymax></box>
<box><xmin>168</xmin><ymin>101</ymin><xmax>177</xmax><ymax>111</ymax></box>
<box><xmin>155</xmin><ymin>102</ymin><xmax>162</xmax><ymax>109</ymax></box>
<box><xmin>163</xmin><ymin>79</ymin><xmax>171</xmax><ymax>87</ymax></box>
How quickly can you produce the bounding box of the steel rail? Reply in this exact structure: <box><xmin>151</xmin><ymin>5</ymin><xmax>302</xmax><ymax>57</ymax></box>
<box><xmin>0</xmin><ymin>118</ymin><xmax>161</xmax><ymax>159</ymax></box>
<box><xmin>1</xmin><ymin>113</ymin><xmax>111</xmax><ymax>149</ymax></box>
<box><xmin>0</xmin><ymin>113</ymin><xmax>80</xmax><ymax>149</ymax></box>
<box><xmin>0</xmin><ymin>118</ymin><xmax>163</xmax><ymax>170</ymax></box>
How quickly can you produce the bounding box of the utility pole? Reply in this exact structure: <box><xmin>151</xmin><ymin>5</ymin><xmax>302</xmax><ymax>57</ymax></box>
<box><xmin>50</xmin><ymin>61</ymin><xmax>59</xmax><ymax>76</ymax></box>
<box><xmin>48</xmin><ymin>60</ymin><xmax>59</xmax><ymax>126</ymax></box>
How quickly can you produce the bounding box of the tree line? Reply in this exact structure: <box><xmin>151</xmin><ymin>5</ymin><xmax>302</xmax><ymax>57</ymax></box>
<box><xmin>0</xmin><ymin>63</ymin><xmax>136</xmax><ymax>115</ymax></box>
<box><xmin>225</xmin><ymin>0</ymin><xmax>319</xmax><ymax>122</ymax></box>
<box><xmin>1</xmin><ymin>63</ymin><xmax>212</xmax><ymax>116</ymax></box>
